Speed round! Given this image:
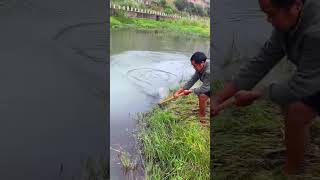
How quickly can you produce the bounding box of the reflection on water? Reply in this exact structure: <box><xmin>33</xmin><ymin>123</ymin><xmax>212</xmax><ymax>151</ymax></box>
<box><xmin>111</xmin><ymin>29</ymin><xmax>210</xmax><ymax>56</ymax></box>
<box><xmin>110</xmin><ymin>29</ymin><xmax>209</xmax><ymax>179</ymax></box>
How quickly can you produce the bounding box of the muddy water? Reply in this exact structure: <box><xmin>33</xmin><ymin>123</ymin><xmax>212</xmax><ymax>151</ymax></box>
<box><xmin>110</xmin><ymin>29</ymin><xmax>209</xmax><ymax>179</ymax></box>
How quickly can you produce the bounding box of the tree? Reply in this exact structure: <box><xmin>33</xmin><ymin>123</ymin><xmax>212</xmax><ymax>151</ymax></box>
<box><xmin>204</xmin><ymin>7</ymin><xmax>210</xmax><ymax>16</ymax></box>
<box><xmin>194</xmin><ymin>4</ymin><xmax>204</xmax><ymax>16</ymax></box>
<box><xmin>159</xmin><ymin>0</ymin><xmax>166</xmax><ymax>7</ymax></box>
<box><xmin>174</xmin><ymin>0</ymin><xmax>188</xmax><ymax>11</ymax></box>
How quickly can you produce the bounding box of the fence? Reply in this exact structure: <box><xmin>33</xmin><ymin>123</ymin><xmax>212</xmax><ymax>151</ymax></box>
<box><xmin>109</xmin><ymin>3</ymin><xmax>209</xmax><ymax>22</ymax></box>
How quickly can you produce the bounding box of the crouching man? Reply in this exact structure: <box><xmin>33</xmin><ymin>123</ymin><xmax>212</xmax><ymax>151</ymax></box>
<box><xmin>174</xmin><ymin>51</ymin><xmax>210</xmax><ymax>123</ymax></box>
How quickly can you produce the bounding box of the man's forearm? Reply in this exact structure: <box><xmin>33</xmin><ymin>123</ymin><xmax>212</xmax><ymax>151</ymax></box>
<box><xmin>233</xmin><ymin>30</ymin><xmax>285</xmax><ymax>91</ymax></box>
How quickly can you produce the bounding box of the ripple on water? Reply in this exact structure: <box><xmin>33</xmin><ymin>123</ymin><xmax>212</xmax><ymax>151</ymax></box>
<box><xmin>126</xmin><ymin>68</ymin><xmax>178</xmax><ymax>98</ymax></box>
<box><xmin>111</xmin><ymin>51</ymin><xmax>194</xmax><ymax>98</ymax></box>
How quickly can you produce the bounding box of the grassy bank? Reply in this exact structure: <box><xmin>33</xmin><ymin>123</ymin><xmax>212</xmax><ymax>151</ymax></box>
<box><xmin>212</xmin><ymin>81</ymin><xmax>320</xmax><ymax>180</ymax></box>
<box><xmin>137</xmin><ymin>90</ymin><xmax>210</xmax><ymax>179</ymax></box>
<box><xmin>110</xmin><ymin>15</ymin><xmax>209</xmax><ymax>37</ymax></box>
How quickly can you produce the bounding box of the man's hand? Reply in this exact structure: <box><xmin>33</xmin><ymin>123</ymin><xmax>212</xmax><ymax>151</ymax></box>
<box><xmin>211</xmin><ymin>89</ymin><xmax>263</xmax><ymax>116</ymax></box>
<box><xmin>234</xmin><ymin>90</ymin><xmax>262</xmax><ymax>106</ymax></box>
<box><xmin>211</xmin><ymin>82</ymin><xmax>238</xmax><ymax>116</ymax></box>
<box><xmin>183</xmin><ymin>90</ymin><xmax>192</xmax><ymax>95</ymax></box>
<box><xmin>174</xmin><ymin>88</ymin><xmax>184</xmax><ymax>98</ymax></box>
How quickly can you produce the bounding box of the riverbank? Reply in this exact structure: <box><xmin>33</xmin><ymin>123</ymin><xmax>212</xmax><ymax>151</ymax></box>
<box><xmin>137</xmin><ymin>90</ymin><xmax>210</xmax><ymax>179</ymax></box>
<box><xmin>212</xmin><ymin>81</ymin><xmax>320</xmax><ymax>179</ymax></box>
<box><xmin>110</xmin><ymin>16</ymin><xmax>209</xmax><ymax>37</ymax></box>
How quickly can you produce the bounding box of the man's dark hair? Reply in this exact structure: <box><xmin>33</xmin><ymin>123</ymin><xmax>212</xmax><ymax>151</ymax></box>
<box><xmin>190</xmin><ymin>51</ymin><xmax>207</xmax><ymax>64</ymax></box>
<box><xmin>270</xmin><ymin>0</ymin><xmax>305</xmax><ymax>8</ymax></box>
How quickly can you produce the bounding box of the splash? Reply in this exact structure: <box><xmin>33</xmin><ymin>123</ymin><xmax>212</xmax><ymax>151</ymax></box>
<box><xmin>158</xmin><ymin>87</ymin><xmax>169</xmax><ymax>99</ymax></box>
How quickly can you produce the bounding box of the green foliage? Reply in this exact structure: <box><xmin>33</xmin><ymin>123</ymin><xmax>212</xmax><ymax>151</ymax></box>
<box><xmin>164</xmin><ymin>6</ymin><xmax>174</xmax><ymax>14</ymax></box>
<box><xmin>174</xmin><ymin>0</ymin><xmax>188</xmax><ymax>11</ymax></box>
<box><xmin>204</xmin><ymin>7</ymin><xmax>210</xmax><ymax>16</ymax></box>
<box><xmin>163</xmin><ymin>4</ymin><xmax>176</xmax><ymax>14</ymax></box>
<box><xmin>111</xmin><ymin>0</ymin><xmax>145</xmax><ymax>9</ymax></box>
<box><xmin>110</xmin><ymin>16</ymin><xmax>122</xmax><ymax>27</ymax></box>
<box><xmin>111</xmin><ymin>0</ymin><xmax>208</xmax><ymax>17</ymax></box>
<box><xmin>193</xmin><ymin>4</ymin><xmax>205</xmax><ymax>16</ymax></box>
<box><xmin>110</xmin><ymin>16</ymin><xmax>135</xmax><ymax>28</ymax></box>
<box><xmin>173</xmin><ymin>0</ymin><xmax>208</xmax><ymax>16</ymax></box>
<box><xmin>110</xmin><ymin>15</ymin><xmax>209</xmax><ymax>37</ymax></box>
<box><xmin>112</xmin><ymin>9</ymin><xmax>127</xmax><ymax>18</ymax></box>
<box><xmin>159</xmin><ymin>0</ymin><xmax>166</xmax><ymax>7</ymax></box>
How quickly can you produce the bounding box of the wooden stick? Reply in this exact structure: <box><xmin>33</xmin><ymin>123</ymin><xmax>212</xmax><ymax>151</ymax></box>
<box><xmin>159</xmin><ymin>96</ymin><xmax>175</xmax><ymax>104</ymax></box>
<box><xmin>159</xmin><ymin>92</ymin><xmax>184</xmax><ymax>105</ymax></box>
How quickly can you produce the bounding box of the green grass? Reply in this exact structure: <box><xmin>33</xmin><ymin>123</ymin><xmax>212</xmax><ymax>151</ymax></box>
<box><xmin>137</xmin><ymin>90</ymin><xmax>210</xmax><ymax>179</ymax></box>
<box><xmin>110</xmin><ymin>15</ymin><xmax>209</xmax><ymax>37</ymax></box>
<box><xmin>212</xmin><ymin>80</ymin><xmax>320</xmax><ymax>180</ymax></box>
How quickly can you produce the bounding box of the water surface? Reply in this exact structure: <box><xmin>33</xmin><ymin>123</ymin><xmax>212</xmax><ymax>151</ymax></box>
<box><xmin>110</xmin><ymin>29</ymin><xmax>210</xmax><ymax>179</ymax></box>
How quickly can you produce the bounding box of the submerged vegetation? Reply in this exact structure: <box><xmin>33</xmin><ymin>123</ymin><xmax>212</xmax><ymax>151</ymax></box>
<box><xmin>118</xmin><ymin>150</ymin><xmax>139</xmax><ymax>172</ymax></box>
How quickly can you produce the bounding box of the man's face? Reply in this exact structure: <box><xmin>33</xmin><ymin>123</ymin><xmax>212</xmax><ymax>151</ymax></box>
<box><xmin>259</xmin><ymin>0</ymin><xmax>303</xmax><ymax>32</ymax></box>
<box><xmin>191</xmin><ymin>60</ymin><xmax>204</xmax><ymax>72</ymax></box>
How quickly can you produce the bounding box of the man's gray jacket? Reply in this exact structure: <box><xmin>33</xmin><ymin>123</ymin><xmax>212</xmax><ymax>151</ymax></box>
<box><xmin>233</xmin><ymin>0</ymin><xmax>320</xmax><ymax>105</ymax></box>
<box><xmin>183</xmin><ymin>61</ymin><xmax>210</xmax><ymax>95</ymax></box>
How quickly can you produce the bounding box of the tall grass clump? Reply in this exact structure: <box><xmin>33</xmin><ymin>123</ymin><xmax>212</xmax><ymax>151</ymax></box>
<box><xmin>138</xmin><ymin>91</ymin><xmax>210</xmax><ymax>179</ymax></box>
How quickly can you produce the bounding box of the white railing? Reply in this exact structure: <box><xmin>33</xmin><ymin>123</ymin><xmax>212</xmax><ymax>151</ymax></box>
<box><xmin>109</xmin><ymin>3</ymin><xmax>208</xmax><ymax>21</ymax></box>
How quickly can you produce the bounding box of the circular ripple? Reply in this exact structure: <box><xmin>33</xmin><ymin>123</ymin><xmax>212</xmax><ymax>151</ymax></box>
<box><xmin>126</xmin><ymin>68</ymin><xmax>178</xmax><ymax>97</ymax></box>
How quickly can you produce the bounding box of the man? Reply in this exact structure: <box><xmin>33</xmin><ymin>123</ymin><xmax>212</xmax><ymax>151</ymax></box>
<box><xmin>212</xmin><ymin>0</ymin><xmax>320</xmax><ymax>175</ymax></box>
<box><xmin>175</xmin><ymin>51</ymin><xmax>210</xmax><ymax>123</ymax></box>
